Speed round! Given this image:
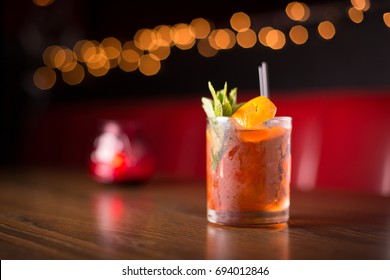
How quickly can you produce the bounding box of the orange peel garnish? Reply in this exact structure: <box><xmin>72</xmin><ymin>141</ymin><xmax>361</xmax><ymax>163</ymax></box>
<box><xmin>231</xmin><ymin>96</ymin><xmax>276</xmax><ymax>129</ymax></box>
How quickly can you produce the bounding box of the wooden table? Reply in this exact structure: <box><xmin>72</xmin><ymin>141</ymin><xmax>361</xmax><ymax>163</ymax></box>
<box><xmin>1</xmin><ymin>168</ymin><xmax>390</xmax><ymax>260</ymax></box>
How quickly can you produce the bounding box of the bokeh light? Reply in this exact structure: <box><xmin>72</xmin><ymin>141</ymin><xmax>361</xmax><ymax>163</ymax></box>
<box><xmin>172</xmin><ymin>23</ymin><xmax>196</xmax><ymax>50</ymax></box>
<box><xmin>214</xmin><ymin>29</ymin><xmax>236</xmax><ymax>50</ymax></box>
<box><xmin>42</xmin><ymin>45</ymin><xmax>62</xmax><ymax>68</ymax></box>
<box><xmin>33</xmin><ymin>0</ymin><xmax>55</xmax><ymax>7</ymax></box>
<box><xmin>230</xmin><ymin>12</ymin><xmax>251</xmax><ymax>32</ymax></box>
<box><xmin>351</xmin><ymin>0</ymin><xmax>370</xmax><ymax>11</ymax></box>
<box><xmin>121</xmin><ymin>41</ymin><xmax>143</xmax><ymax>63</ymax></box>
<box><xmin>197</xmin><ymin>38</ymin><xmax>218</xmax><ymax>57</ymax></box>
<box><xmin>153</xmin><ymin>25</ymin><xmax>173</xmax><ymax>47</ymax></box>
<box><xmin>289</xmin><ymin>25</ymin><xmax>309</xmax><ymax>45</ymax></box>
<box><xmin>33</xmin><ymin>67</ymin><xmax>56</xmax><ymax>90</ymax></box>
<box><xmin>318</xmin><ymin>21</ymin><xmax>336</xmax><ymax>40</ymax></box>
<box><xmin>101</xmin><ymin>37</ymin><xmax>122</xmax><ymax>60</ymax></box>
<box><xmin>34</xmin><ymin>1</ymin><xmax>381</xmax><ymax>90</ymax></box>
<box><xmin>149</xmin><ymin>46</ymin><xmax>170</xmax><ymax>61</ymax></box>
<box><xmin>134</xmin><ymin>29</ymin><xmax>157</xmax><ymax>51</ymax></box>
<box><xmin>138</xmin><ymin>54</ymin><xmax>161</xmax><ymax>76</ymax></box>
<box><xmin>383</xmin><ymin>12</ymin><xmax>390</xmax><ymax>28</ymax></box>
<box><xmin>118</xmin><ymin>60</ymin><xmax>138</xmax><ymax>72</ymax></box>
<box><xmin>86</xmin><ymin>49</ymin><xmax>110</xmax><ymax>77</ymax></box>
<box><xmin>190</xmin><ymin>18</ymin><xmax>211</xmax><ymax>39</ymax></box>
<box><xmin>348</xmin><ymin>7</ymin><xmax>364</xmax><ymax>23</ymax></box>
<box><xmin>285</xmin><ymin>2</ymin><xmax>310</xmax><ymax>22</ymax></box>
<box><xmin>236</xmin><ymin>28</ymin><xmax>257</xmax><ymax>48</ymax></box>
<box><xmin>61</xmin><ymin>63</ymin><xmax>85</xmax><ymax>85</ymax></box>
<box><xmin>258</xmin><ymin>26</ymin><xmax>274</xmax><ymax>47</ymax></box>
<box><xmin>266</xmin><ymin>29</ymin><xmax>286</xmax><ymax>50</ymax></box>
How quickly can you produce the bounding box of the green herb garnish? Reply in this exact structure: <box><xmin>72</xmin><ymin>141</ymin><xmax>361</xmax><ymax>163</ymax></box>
<box><xmin>201</xmin><ymin>81</ymin><xmax>243</xmax><ymax>118</ymax></box>
<box><xmin>202</xmin><ymin>81</ymin><xmax>244</xmax><ymax>172</ymax></box>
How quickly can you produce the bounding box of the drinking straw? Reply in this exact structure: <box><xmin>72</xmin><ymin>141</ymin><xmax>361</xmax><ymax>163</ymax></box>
<box><xmin>258</xmin><ymin>61</ymin><xmax>269</xmax><ymax>98</ymax></box>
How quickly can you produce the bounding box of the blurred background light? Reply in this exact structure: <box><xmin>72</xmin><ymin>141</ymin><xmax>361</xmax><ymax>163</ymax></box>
<box><xmin>214</xmin><ymin>29</ymin><xmax>236</xmax><ymax>49</ymax></box>
<box><xmin>266</xmin><ymin>29</ymin><xmax>286</xmax><ymax>50</ymax></box>
<box><xmin>383</xmin><ymin>12</ymin><xmax>390</xmax><ymax>28</ymax></box>
<box><xmin>101</xmin><ymin>37</ymin><xmax>122</xmax><ymax>60</ymax></box>
<box><xmin>153</xmin><ymin>25</ymin><xmax>174</xmax><ymax>47</ymax></box>
<box><xmin>289</xmin><ymin>25</ymin><xmax>309</xmax><ymax>45</ymax></box>
<box><xmin>348</xmin><ymin>7</ymin><xmax>364</xmax><ymax>24</ymax></box>
<box><xmin>134</xmin><ymin>29</ymin><xmax>157</xmax><ymax>51</ymax></box>
<box><xmin>149</xmin><ymin>46</ymin><xmax>170</xmax><ymax>61</ymax></box>
<box><xmin>236</xmin><ymin>28</ymin><xmax>257</xmax><ymax>48</ymax></box>
<box><xmin>190</xmin><ymin>18</ymin><xmax>211</xmax><ymax>39</ymax></box>
<box><xmin>32</xmin><ymin>0</ymin><xmax>55</xmax><ymax>7</ymax></box>
<box><xmin>197</xmin><ymin>38</ymin><xmax>218</xmax><ymax>57</ymax></box>
<box><xmin>351</xmin><ymin>0</ymin><xmax>370</xmax><ymax>11</ymax></box>
<box><xmin>230</xmin><ymin>12</ymin><xmax>251</xmax><ymax>32</ymax></box>
<box><xmin>285</xmin><ymin>2</ymin><xmax>310</xmax><ymax>22</ymax></box>
<box><xmin>258</xmin><ymin>26</ymin><xmax>274</xmax><ymax>47</ymax></box>
<box><xmin>318</xmin><ymin>21</ymin><xmax>336</xmax><ymax>40</ymax></box>
<box><xmin>33</xmin><ymin>67</ymin><xmax>56</xmax><ymax>90</ymax></box>
<box><xmin>61</xmin><ymin>63</ymin><xmax>85</xmax><ymax>85</ymax></box>
<box><xmin>138</xmin><ymin>54</ymin><xmax>161</xmax><ymax>76</ymax></box>
<box><xmin>172</xmin><ymin>23</ymin><xmax>196</xmax><ymax>50</ymax></box>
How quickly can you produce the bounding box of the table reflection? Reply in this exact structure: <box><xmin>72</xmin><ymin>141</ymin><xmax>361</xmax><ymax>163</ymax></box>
<box><xmin>206</xmin><ymin>223</ymin><xmax>289</xmax><ymax>259</ymax></box>
<box><xmin>92</xmin><ymin>193</ymin><xmax>125</xmax><ymax>245</ymax></box>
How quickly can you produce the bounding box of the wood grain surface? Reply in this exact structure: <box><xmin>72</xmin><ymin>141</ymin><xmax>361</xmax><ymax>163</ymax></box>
<box><xmin>1</xmin><ymin>168</ymin><xmax>389</xmax><ymax>260</ymax></box>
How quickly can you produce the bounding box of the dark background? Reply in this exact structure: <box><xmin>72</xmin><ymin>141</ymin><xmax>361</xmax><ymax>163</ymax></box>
<box><xmin>2</xmin><ymin>0</ymin><xmax>390</xmax><ymax>166</ymax></box>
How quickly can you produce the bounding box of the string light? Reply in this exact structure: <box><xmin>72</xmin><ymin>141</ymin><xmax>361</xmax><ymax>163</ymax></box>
<box><xmin>33</xmin><ymin>2</ymin><xmax>388</xmax><ymax>90</ymax></box>
<box><xmin>33</xmin><ymin>0</ymin><xmax>54</xmax><ymax>7</ymax></box>
<box><xmin>318</xmin><ymin>21</ymin><xmax>336</xmax><ymax>40</ymax></box>
<box><xmin>230</xmin><ymin>12</ymin><xmax>251</xmax><ymax>32</ymax></box>
<box><xmin>289</xmin><ymin>25</ymin><xmax>309</xmax><ymax>45</ymax></box>
<box><xmin>348</xmin><ymin>7</ymin><xmax>364</xmax><ymax>24</ymax></box>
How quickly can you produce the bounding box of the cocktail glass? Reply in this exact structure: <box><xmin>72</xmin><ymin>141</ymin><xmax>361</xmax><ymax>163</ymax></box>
<box><xmin>206</xmin><ymin>116</ymin><xmax>292</xmax><ymax>226</ymax></box>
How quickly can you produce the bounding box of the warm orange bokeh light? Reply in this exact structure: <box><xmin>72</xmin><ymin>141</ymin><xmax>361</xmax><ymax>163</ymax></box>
<box><xmin>121</xmin><ymin>41</ymin><xmax>143</xmax><ymax>63</ymax></box>
<box><xmin>119</xmin><ymin>60</ymin><xmax>138</xmax><ymax>72</ymax></box>
<box><xmin>236</xmin><ymin>29</ymin><xmax>257</xmax><ymax>48</ymax></box>
<box><xmin>258</xmin><ymin>27</ymin><xmax>274</xmax><ymax>47</ymax></box>
<box><xmin>384</xmin><ymin>13</ymin><xmax>390</xmax><ymax>28</ymax></box>
<box><xmin>86</xmin><ymin>49</ymin><xmax>110</xmax><ymax>77</ymax></box>
<box><xmin>172</xmin><ymin>23</ymin><xmax>196</xmax><ymax>50</ymax></box>
<box><xmin>214</xmin><ymin>29</ymin><xmax>236</xmax><ymax>50</ymax></box>
<box><xmin>33</xmin><ymin>0</ymin><xmax>54</xmax><ymax>7</ymax></box>
<box><xmin>190</xmin><ymin>18</ymin><xmax>211</xmax><ymax>39</ymax></box>
<box><xmin>33</xmin><ymin>67</ymin><xmax>56</xmax><ymax>90</ymax></box>
<box><xmin>134</xmin><ymin>28</ymin><xmax>158</xmax><ymax>51</ymax></box>
<box><xmin>230</xmin><ymin>12</ymin><xmax>251</xmax><ymax>32</ymax></box>
<box><xmin>101</xmin><ymin>37</ymin><xmax>122</xmax><ymax>59</ymax></box>
<box><xmin>57</xmin><ymin>48</ymin><xmax>77</xmax><ymax>72</ymax></box>
<box><xmin>149</xmin><ymin>46</ymin><xmax>170</xmax><ymax>61</ymax></box>
<box><xmin>197</xmin><ymin>38</ymin><xmax>218</xmax><ymax>57</ymax></box>
<box><xmin>42</xmin><ymin>45</ymin><xmax>62</xmax><ymax>68</ymax></box>
<box><xmin>285</xmin><ymin>2</ymin><xmax>310</xmax><ymax>21</ymax></box>
<box><xmin>61</xmin><ymin>63</ymin><xmax>85</xmax><ymax>85</ymax></box>
<box><xmin>266</xmin><ymin>29</ymin><xmax>286</xmax><ymax>50</ymax></box>
<box><xmin>348</xmin><ymin>7</ymin><xmax>364</xmax><ymax>24</ymax></box>
<box><xmin>289</xmin><ymin>25</ymin><xmax>309</xmax><ymax>45</ymax></box>
<box><xmin>138</xmin><ymin>54</ymin><xmax>161</xmax><ymax>76</ymax></box>
<box><xmin>318</xmin><ymin>21</ymin><xmax>336</xmax><ymax>40</ymax></box>
<box><xmin>154</xmin><ymin>25</ymin><xmax>173</xmax><ymax>47</ymax></box>
<box><xmin>75</xmin><ymin>40</ymin><xmax>100</xmax><ymax>63</ymax></box>
<box><xmin>351</xmin><ymin>0</ymin><xmax>370</xmax><ymax>11</ymax></box>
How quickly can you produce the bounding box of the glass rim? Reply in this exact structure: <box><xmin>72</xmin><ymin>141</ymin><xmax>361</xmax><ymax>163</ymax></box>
<box><xmin>206</xmin><ymin>116</ymin><xmax>292</xmax><ymax>121</ymax></box>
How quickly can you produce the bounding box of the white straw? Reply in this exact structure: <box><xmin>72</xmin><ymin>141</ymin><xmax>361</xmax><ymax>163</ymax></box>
<box><xmin>258</xmin><ymin>61</ymin><xmax>269</xmax><ymax>98</ymax></box>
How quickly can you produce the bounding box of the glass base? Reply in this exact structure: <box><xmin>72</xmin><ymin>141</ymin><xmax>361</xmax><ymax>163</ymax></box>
<box><xmin>207</xmin><ymin>208</ymin><xmax>289</xmax><ymax>227</ymax></box>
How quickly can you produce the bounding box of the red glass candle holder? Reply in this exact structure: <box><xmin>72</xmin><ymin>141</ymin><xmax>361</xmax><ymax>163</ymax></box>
<box><xmin>89</xmin><ymin>120</ymin><xmax>156</xmax><ymax>184</ymax></box>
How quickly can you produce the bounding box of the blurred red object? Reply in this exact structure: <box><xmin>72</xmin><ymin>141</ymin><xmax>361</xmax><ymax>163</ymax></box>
<box><xmin>89</xmin><ymin>120</ymin><xmax>156</xmax><ymax>184</ymax></box>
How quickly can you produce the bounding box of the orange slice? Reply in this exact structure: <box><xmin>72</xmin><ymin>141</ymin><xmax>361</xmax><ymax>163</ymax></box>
<box><xmin>232</xmin><ymin>96</ymin><xmax>276</xmax><ymax>129</ymax></box>
<box><xmin>238</xmin><ymin>126</ymin><xmax>286</xmax><ymax>142</ymax></box>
